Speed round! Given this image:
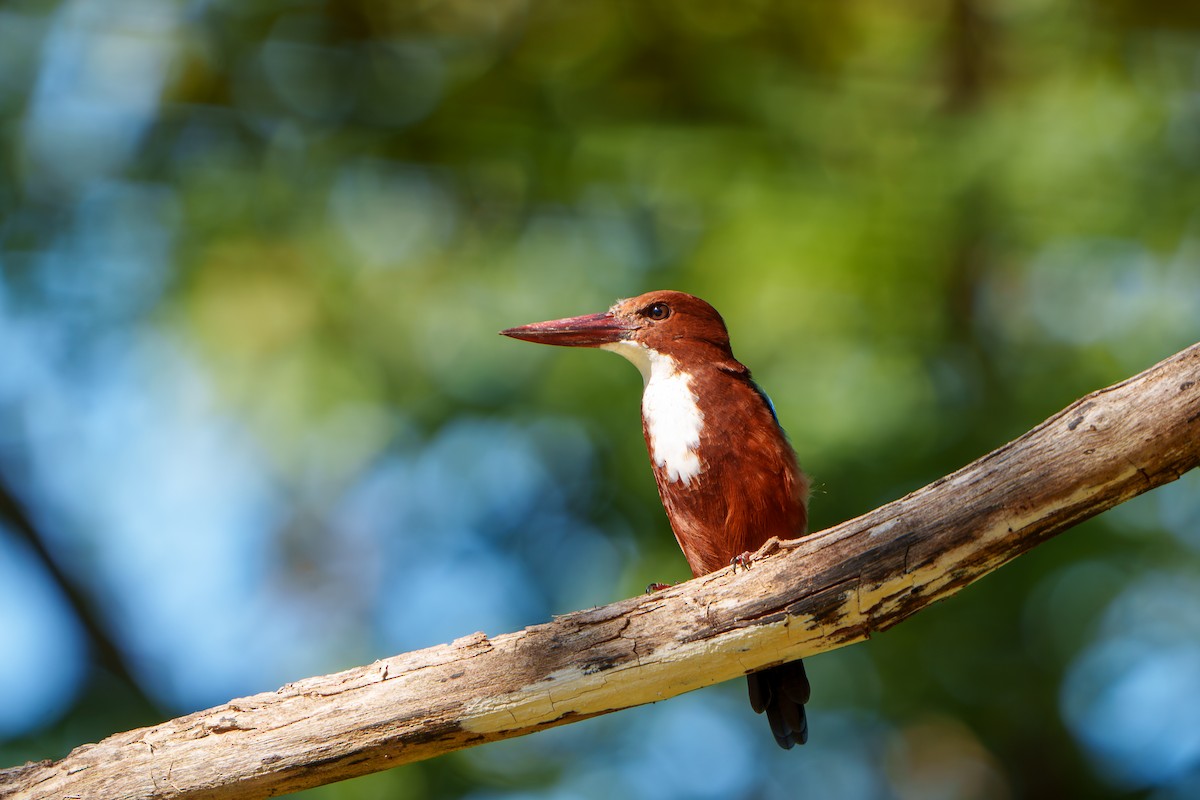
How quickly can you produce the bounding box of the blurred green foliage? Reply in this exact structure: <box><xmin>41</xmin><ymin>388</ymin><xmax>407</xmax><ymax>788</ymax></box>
<box><xmin>2</xmin><ymin>0</ymin><xmax>1199</xmax><ymax>798</ymax></box>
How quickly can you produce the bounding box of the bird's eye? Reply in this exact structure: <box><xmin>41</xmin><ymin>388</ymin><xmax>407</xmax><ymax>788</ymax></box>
<box><xmin>644</xmin><ymin>302</ymin><xmax>671</xmax><ymax>321</ymax></box>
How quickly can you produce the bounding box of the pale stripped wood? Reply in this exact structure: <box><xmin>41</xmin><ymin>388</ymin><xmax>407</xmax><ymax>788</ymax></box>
<box><xmin>4</xmin><ymin>342</ymin><xmax>1199</xmax><ymax>800</ymax></box>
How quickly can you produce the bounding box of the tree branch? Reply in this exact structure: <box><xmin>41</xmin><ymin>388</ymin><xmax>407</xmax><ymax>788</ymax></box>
<box><xmin>5</xmin><ymin>342</ymin><xmax>1199</xmax><ymax>800</ymax></box>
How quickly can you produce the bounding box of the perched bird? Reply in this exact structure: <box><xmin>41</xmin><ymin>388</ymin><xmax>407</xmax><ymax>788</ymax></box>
<box><xmin>501</xmin><ymin>290</ymin><xmax>811</xmax><ymax>749</ymax></box>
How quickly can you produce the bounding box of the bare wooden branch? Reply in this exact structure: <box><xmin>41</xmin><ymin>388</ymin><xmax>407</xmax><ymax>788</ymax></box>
<box><xmin>5</xmin><ymin>342</ymin><xmax>1200</xmax><ymax>800</ymax></box>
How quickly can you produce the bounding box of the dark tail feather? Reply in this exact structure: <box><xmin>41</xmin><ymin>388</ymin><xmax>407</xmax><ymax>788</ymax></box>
<box><xmin>747</xmin><ymin>660</ymin><xmax>810</xmax><ymax>749</ymax></box>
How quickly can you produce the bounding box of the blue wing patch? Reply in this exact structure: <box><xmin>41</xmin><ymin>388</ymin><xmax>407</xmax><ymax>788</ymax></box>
<box><xmin>751</xmin><ymin>380</ymin><xmax>781</xmax><ymax>424</ymax></box>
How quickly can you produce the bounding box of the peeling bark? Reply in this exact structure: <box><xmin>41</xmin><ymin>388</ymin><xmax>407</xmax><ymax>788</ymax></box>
<box><xmin>4</xmin><ymin>342</ymin><xmax>1199</xmax><ymax>800</ymax></box>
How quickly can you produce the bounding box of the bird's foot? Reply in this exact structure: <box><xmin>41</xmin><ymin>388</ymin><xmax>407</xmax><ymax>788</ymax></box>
<box><xmin>645</xmin><ymin>582</ymin><xmax>673</xmax><ymax>593</ymax></box>
<box><xmin>731</xmin><ymin>552</ymin><xmax>755</xmax><ymax>573</ymax></box>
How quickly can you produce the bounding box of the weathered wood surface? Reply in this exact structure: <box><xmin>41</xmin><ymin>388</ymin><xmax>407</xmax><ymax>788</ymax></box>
<box><xmin>4</xmin><ymin>342</ymin><xmax>1199</xmax><ymax>800</ymax></box>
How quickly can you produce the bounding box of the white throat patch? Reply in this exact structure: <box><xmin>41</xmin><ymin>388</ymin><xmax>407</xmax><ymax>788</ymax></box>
<box><xmin>601</xmin><ymin>341</ymin><xmax>704</xmax><ymax>486</ymax></box>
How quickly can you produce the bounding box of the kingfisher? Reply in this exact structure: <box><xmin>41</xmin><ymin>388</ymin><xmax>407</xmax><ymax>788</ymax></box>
<box><xmin>501</xmin><ymin>290</ymin><xmax>811</xmax><ymax>749</ymax></box>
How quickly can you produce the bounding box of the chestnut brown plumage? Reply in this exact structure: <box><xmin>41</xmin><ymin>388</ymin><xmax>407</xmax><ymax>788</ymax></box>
<box><xmin>501</xmin><ymin>290</ymin><xmax>812</xmax><ymax>749</ymax></box>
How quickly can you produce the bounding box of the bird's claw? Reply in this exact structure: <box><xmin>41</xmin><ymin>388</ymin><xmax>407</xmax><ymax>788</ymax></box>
<box><xmin>646</xmin><ymin>582</ymin><xmax>673</xmax><ymax>593</ymax></box>
<box><xmin>731</xmin><ymin>552</ymin><xmax>755</xmax><ymax>573</ymax></box>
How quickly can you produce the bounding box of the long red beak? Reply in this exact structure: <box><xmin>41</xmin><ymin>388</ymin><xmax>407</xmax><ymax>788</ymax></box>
<box><xmin>500</xmin><ymin>312</ymin><xmax>632</xmax><ymax>347</ymax></box>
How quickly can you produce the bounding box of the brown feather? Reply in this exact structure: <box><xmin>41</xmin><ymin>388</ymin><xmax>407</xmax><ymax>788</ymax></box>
<box><xmin>644</xmin><ymin>359</ymin><xmax>807</xmax><ymax>574</ymax></box>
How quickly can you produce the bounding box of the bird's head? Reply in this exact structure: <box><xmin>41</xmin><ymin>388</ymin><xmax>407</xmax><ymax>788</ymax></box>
<box><xmin>500</xmin><ymin>291</ymin><xmax>735</xmax><ymax>376</ymax></box>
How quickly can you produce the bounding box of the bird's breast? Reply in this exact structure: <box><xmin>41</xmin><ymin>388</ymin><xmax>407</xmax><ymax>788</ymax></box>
<box><xmin>640</xmin><ymin>366</ymin><xmax>705</xmax><ymax>486</ymax></box>
<box><xmin>600</xmin><ymin>341</ymin><xmax>707</xmax><ymax>487</ymax></box>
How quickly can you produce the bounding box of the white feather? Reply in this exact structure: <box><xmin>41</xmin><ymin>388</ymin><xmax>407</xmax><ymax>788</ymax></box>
<box><xmin>601</xmin><ymin>341</ymin><xmax>704</xmax><ymax>485</ymax></box>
